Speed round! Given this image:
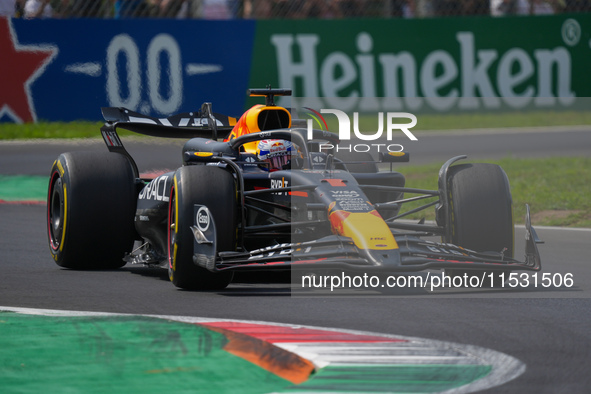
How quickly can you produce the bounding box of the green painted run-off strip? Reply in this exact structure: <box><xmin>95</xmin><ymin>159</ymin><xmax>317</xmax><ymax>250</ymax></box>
<box><xmin>0</xmin><ymin>175</ymin><xmax>47</xmax><ymax>201</ymax></box>
<box><xmin>0</xmin><ymin>312</ymin><xmax>290</xmax><ymax>394</ymax></box>
<box><xmin>0</xmin><ymin>312</ymin><xmax>495</xmax><ymax>393</ymax></box>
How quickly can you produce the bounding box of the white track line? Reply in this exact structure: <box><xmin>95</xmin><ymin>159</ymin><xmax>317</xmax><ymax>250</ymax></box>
<box><xmin>1</xmin><ymin>306</ymin><xmax>526</xmax><ymax>393</ymax></box>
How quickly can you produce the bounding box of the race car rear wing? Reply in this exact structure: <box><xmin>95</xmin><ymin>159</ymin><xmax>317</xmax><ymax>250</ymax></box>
<box><xmin>101</xmin><ymin>103</ymin><xmax>235</xmax><ymax>140</ymax></box>
<box><xmin>100</xmin><ymin>103</ymin><xmax>236</xmax><ymax>177</ymax></box>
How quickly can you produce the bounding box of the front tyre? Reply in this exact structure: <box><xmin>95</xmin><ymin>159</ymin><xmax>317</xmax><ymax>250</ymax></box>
<box><xmin>444</xmin><ymin>163</ymin><xmax>514</xmax><ymax>286</ymax></box>
<box><xmin>168</xmin><ymin>166</ymin><xmax>235</xmax><ymax>290</ymax></box>
<box><xmin>47</xmin><ymin>151</ymin><xmax>136</xmax><ymax>269</ymax></box>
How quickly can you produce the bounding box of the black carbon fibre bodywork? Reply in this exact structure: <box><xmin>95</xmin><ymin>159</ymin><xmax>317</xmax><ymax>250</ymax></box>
<box><xmin>97</xmin><ymin>92</ymin><xmax>542</xmax><ymax>281</ymax></box>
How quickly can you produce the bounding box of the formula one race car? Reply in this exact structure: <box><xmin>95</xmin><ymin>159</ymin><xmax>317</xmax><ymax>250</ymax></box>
<box><xmin>47</xmin><ymin>88</ymin><xmax>543</xmax><ymax>290</ymax></box>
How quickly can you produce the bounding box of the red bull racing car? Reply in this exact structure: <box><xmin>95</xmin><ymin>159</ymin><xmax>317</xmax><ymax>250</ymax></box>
<box><xmin>47</xmin><ymin>88</ymin><xmax>543</xmax><ymax>290</ymax></box>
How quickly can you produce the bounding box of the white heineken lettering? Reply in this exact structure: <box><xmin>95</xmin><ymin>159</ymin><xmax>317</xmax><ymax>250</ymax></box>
<box><xmin>271</xmin><ymin>34</ymin><xmax>322</xmax><ymax>108</ymax></box>
<box><xmin>379</xmin><ymin>52</ymin><xmax>421</xmax><ymax>110</ymax></box>
<box><xmin>421</xmin><ymin>49</ymin><xmax>458</xmax><ymax>111</ymax></box>
<box><xmin>270</xmin><ymin>31</ymin><xmax>575</xmax><ymax>112</ymax></box>
<box><xmin>356</xmin><ymin>33</ymin><xmax>379</xmax><ymax>111</ymax></box>
<box><xmin>534</xmin><ymin>48</ymin><xmax>575</xmax><ymax>106</ymax></box>
<box><xmin>456</xmin><ymin>32</ymin><xmax>500</xmax><ymax>109</ymax></box>
<box><xmin>498</xmin><ymin>48</ymin><xmax>535</xmax><ymax>108</ymax></box>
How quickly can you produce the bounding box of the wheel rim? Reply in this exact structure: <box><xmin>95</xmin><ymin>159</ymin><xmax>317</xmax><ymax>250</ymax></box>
<box><xmin>167</xmin><ymin>186</ymin><xmax>176</xmax><ymax>270</ymax></box>
<box><xmin>48</xmin><ymin>174</ymin><xmax>64</xmax><ymax>251</ymax></box>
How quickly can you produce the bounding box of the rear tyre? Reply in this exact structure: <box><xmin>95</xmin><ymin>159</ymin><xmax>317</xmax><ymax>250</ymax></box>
<box><xmin>444</xmin><ymin>163</ymin><xmax>514</xmax><ymax>286</ymax></box>
<box><xmin>47</xmin><ymin>151</ymin><xmax>136</xmax><ymax>269</ymax></box>
<box><xmin>168</xmin><ymin>165</ymin><xmax>235</xmax><ymax>290</ymax></box>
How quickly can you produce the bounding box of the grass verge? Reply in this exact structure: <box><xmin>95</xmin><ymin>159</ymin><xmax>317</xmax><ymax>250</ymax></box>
<box><xmin>1</xmin><ymin>110</ymin><xmax>590</xmax><ymax>140</ymax></box>
<box><xmin>324</xmin><ymin>110</ymin><xmax>591</xmax><ymax>132</ymax></box>
<box><xmin>0</xmin><ymin>122</ymin><xmax>134</xmax><ymax>139</ymax></box>
<box><xmin>397</xmin><ymin>157</ymin><xmax>591</xmax><ymax>228</ymax></box>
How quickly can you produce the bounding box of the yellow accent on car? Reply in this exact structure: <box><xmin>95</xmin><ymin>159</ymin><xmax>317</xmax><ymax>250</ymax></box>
<box><xmin>194</xmin><ymin>152</ymin><xmax>213</xmax><ymax>157</ymax></box>
<box><xmin>57</xmin><ymin>160</ymin><xmax>65</xmax><ymax>176</ymax></box>
<box><xmin>228</xmin><ymin>105</ymin><xmax>292</xmax><ymax>154</ymax></box>
<box><xmin>331</xmin><ymin>210</ymin><xmax>398</xmax><ymax>251</ymax></box>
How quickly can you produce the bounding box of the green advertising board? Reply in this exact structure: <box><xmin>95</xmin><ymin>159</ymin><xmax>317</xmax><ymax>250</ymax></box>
<box><xmin>249</xmin><ymin>15</ymin><xmax>591</xmax><ymax>113</ymax></box>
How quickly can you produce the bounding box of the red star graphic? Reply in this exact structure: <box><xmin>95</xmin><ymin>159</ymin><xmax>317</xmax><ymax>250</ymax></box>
<box><xmin>0</xmin><ymin>18</ymin><xmax>57</xmax><ymax>123</ymax></box>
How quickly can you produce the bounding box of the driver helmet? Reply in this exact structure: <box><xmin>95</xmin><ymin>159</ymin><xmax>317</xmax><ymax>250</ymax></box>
<box><xmin>256</xmin><ymin>139</ymin><xmax>294</xmax><ymax>171</ymax></box>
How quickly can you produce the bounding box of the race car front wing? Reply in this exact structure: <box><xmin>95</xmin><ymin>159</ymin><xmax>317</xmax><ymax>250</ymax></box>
<box><xmin>197</xmin><ymin>205</ymin><xmax>542</xmax><ymax>274</ymax></box>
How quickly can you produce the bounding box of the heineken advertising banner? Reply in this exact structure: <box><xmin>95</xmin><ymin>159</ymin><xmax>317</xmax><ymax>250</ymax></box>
<box><xmin>250</xmin><ymin>15</ymin><xmax>591</xmax><ymax>113</ymax></box>
<box><xmin>1</xmin><ymin>14</ymin><xmax>589</xmax><ymax>122</ymax></box>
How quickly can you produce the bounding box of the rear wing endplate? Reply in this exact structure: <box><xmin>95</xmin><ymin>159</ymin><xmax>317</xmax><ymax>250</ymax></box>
<box><xmin>100</xmin><ymin>103</ymin><xmax>237</xmax><ymax>178</ymax></box>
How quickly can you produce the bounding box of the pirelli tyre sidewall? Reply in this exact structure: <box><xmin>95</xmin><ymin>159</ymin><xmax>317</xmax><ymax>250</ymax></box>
<box><xmin>47</xmin><ymin>151</ymin><xmax>136</xmax><ymax>269</ymax></box>
<box><xmin>445</xmin><ymin>163</ymin><xmax>514</xmax><ymax>286</ymax></box>
<box><xmin>168</xmin><ymin>165</ymin><xmax>235</xmax><ymax>290</ymax></box>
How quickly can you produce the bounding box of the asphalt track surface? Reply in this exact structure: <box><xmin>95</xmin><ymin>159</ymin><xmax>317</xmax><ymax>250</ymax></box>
<box><xmin>1</xmin><ymin>126</ymin><xmax>590</xmax><ymax>175</ymax></box>
<box><xmin>1</xmin><ymin>127</ymin><xmax>591</xmax><ymax>392</ymax></box>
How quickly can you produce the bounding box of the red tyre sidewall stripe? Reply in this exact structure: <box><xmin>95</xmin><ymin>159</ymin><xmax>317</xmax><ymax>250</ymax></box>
<box><xmin>167</xmin><ymin>183</ymin><xmax>175</xmax><ymax>270</ymax></box>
